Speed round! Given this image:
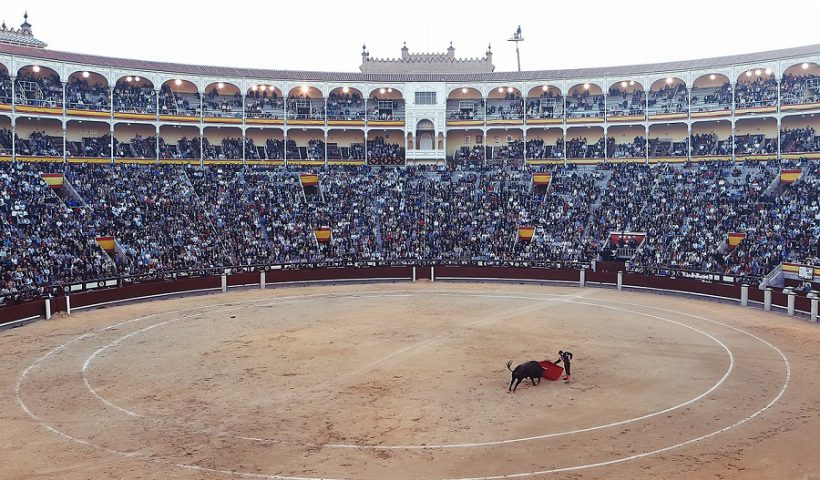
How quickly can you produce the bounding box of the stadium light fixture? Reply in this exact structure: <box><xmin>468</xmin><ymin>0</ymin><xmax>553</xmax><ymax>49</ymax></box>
<box><xmin>462</xmin><ymin>87</ymin><xmax>468</xmax><ymax>94</ymax></box>
<box><xmin>126</xmin><ymin>76</ymin><xmax>133</xmax><ymax>82</ymax></box>
<box><xmin>135</xmin><ymin>76</ymin><xmax>140</xmax><ymax>82</ymax></box>
<box><xmin>755</xmin><ymin>69</ymin><xmax>762</xmax><ymax>76</ymax></box>
<box><xmin>583</xmin><ymin>83</ymin><xmax>590</xmax><ymax>90</ymax></box>
<box><xmin>301</xmin><ymin>85</ymin><xmax>309</xmax><ymax>93</ymax></box>
<box><xmin>802</xmin><ymin>62</ymin><xmax>809</xmax><ymax>69</ymax></box>
<box><xmin>629</xmin><ymin>80</ymin><xmax>635</xmax><ymax>86</ymax></box>
<box><xmin>380</xmin><ymin>88</ymin><xmax>386</xmax><ymax>94</ymax></box>
<box><xmin>542</xmin><ymin>85</ymin><xmax>548</xmax><ymax>91</ymax></box>
<box><xmin>217</xmin><ymin>82</ymin><xmax>225</xmax><ymax>89</ymax></box>
<box><xmin>746</xmin><ymin>71</ymin><xmax>752</xmax><ymax>77</ymax></box>
<box><xmin>710</xmin><ymin>74</ymin><xmax>716</xmax><ymax>80</ymax></box>
<box><xmin>251</xmin><ymin>84</ymin><xmax>258</xmax><ymax>91</ymax></box>
<box><xmin>82</xmin><ymin>71</ymin><xmax>90</xmax><ymax>78</ymax></box>
<box><xmin>621</xmin><ymin>81</ymin><xmax>627</xmax><ymax>88</ymax></box>
<box><xmin>765</xmin><ymin>68</ymin><xmax>772</xmax><ymax>75</ymax></box>
<box><xmin>498</xmin><ymin>87</ymin><xmax>504</xmax><ymax>93</ymax></box>
<box><xmin>507</xmin><ymin>87</ymin><xmax>514</xmax><ymax>93</ymax></box>
<box><xmin>666</xmin><ymin>77</ymin><xmax>673</xmax><ymax>84</ymax></box>
<box><xmin>175</xmin><ymin>79</ymin><xmax>182</xmax><ymax>86</ymax></box>
<box><xmin>32</xmin><ymin>65</ymin><xmax>40</xmax><ymax>72</ymax></box>
<box><xmin>387</xmin><ymin>88</ymin><xmax>393</xmax><ymax>93</ymax></box>
<box><xmin>260</xmin><ymin>85</ymin><xmax>267</xmax><ymax>91</ymax></box>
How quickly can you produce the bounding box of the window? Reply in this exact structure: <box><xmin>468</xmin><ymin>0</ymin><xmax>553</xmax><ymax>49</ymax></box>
<box><xmin>415</xmin><ymin>92</ymin><xmax>437</xmax><ymax>105</ymax></box>
<box><xmin>465</xmin><ymin>135</ymin><xmax>471</xmax><ymax>145</ymax></box>
<box><xmin>476</xmin><ymin>134</ymin><xmax>484</xmax><ymax>144</ymax></box>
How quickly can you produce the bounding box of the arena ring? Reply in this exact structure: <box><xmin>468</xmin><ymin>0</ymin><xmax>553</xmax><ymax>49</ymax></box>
<box><xmin>3</xmin><ymin>271</ymin><xmax>820</xmax><ymax>480</ymax></box>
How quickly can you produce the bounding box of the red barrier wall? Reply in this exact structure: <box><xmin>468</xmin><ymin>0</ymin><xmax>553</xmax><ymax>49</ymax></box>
<box><xmin>2</xmin><ymin>266</ymin><xmax>815</xmax><ymax>327</ymax></box>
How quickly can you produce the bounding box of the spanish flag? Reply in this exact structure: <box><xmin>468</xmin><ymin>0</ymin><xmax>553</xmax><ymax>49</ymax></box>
<box><xmin>314</xmin><ymin>227</ymin><xmax>332</xmax><ymax>243</ymax></box>
<box><xmin>300</xmin><ymin>174</ymin><xmax>319</xmax><ymax>187</ymax></box>
<box><xmin>532</xmin><ymin>173</ymin><xmax>552</xmax><ymax>186</ymax></box>
<box><xmin>41</xmin><ymin>173</ymin><xmax>64</xmax><ymax>189</ymax></box>
<box><xmin>727</xmin><ymin>232</ymin><xmax>746</xmax><ymax>248</ymax></box>
<box><xmin>96</xmin><ymin>236</ymin><xmax>116</xmax><ymax>252</ymax></box>
<box><xmin>780</xmin><ymin>169</ymin><xmax>802</xmax><ymax>184</ymax></box>
<box><xmin>518</xmin><ymin>226</ymin><xmax>535</xmax><ymax>241</ymax></box>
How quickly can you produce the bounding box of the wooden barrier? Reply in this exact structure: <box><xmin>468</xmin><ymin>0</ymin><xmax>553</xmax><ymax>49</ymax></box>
<box><xmin>1</xmin><ymin>265</ymin><xmax>814</xmax><ymax>327</ymax></box>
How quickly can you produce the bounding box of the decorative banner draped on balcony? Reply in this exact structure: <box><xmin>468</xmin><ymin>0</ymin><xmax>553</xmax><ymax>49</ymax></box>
<box><xmin>314</xmin><ymin>227</ymin><xmax>332</xmax><ymax>243</ymax></box>
<box><xmin>608</xmin><ymin>232</ymin><xmax>646</xmax><ymax>245</ymax></box>
<box><xmin>727</xmin><ymin>232</ymin><xmax>746</xmax><ymax>248</ymax></box>
<box><xmin>532</xmin><ymin>173</ymin><xmax>552</xmax><ymax>186</ymax></box>
<box><xmin>41</xmin><ymin>173</ymin><xmax>63</xmax><ymax>189</ymax></box>
<box><xmin>96</xmin><ymin>236</ymin><xmax>116</xmax><ymax>252</ymax></box>
<box><xmin>780</xmin><ymin>169</ymin><xmax>802</xmax><ymax>184</ymax></box>
<box><xmin>518</xmin><ymin>226</ymin><xmax>535</xmax><ymax>241</ymax></box>
<box><xmin>299</xmin><ymin>174</ymin><xmax>319</xmax><ymax>187</ymax></box>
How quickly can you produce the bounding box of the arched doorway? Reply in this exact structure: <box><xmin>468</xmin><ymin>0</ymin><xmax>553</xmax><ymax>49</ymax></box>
<box><xmin>416</xmin><ymin>119</ymin><xmax>434</xmax><ymax>150</ymax></box>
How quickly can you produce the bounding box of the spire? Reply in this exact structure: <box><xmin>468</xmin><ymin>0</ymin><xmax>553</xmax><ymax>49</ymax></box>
<box><xmin>401</xmin><ymin>42</ymin><xmax>409</xmax><ymax>60</ymax></box>
<box><xmin>20</xmin><ymin>11</ymin><xmax>32</xmax><ymax>35</ymax></box>
<box><xmin>447</xmin><ymin>41</ymin><xmax>455</xmax><ymax>59</ymax></box>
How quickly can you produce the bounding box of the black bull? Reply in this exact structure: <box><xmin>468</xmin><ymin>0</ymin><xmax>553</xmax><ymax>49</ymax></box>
<box><xmin>506</xmin><ymin>360</ymin><xmax>543</xmax><ymax>392</ymax></box>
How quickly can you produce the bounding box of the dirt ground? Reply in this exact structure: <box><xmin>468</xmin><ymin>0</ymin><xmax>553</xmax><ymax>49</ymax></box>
<box><xmin>1</xmin><ymin>281</ymin><xmax>819</xmax><ymax>480</ymax></box>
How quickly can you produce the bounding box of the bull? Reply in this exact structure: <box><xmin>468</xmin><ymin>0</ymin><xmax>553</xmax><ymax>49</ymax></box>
<box><xmin>506</xmin><ymin>360</ymin><xmax>543</xmax><ymax>392</ymax></box>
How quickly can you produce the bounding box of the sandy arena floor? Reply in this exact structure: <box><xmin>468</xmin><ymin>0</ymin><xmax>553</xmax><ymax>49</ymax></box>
<box><xmin>1</xmin><ymin>281</ymin><xmax>819</xmax><ymax>480</ymax></box>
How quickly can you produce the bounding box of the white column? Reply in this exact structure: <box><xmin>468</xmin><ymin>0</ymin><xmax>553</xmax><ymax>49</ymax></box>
<box><xmin>412</xmin><ymin>266</ymin><xmax>417</xmax><ymax>282</ymax></box>
<box><xmin>740</xmin><ymin>284</ymin><xmax>749</xmax><ymax>307</ymax></box>
<box><xmin>430</xmin><ymin>266</ymin><xmax>435</xmax><ymax>282</ymax></box>
<box><xmin>786</xmin><ymin>289</ymin><xmax>796</xmax><ymax>317</ymax></box>
<box><xmin>45</xmin><ymin>298</ymin><xmax>52</xmax><ymax>320</ymax></box>
<box><xmin>221</xmin><ymin>273</ymin><xmax>227</xmax><ymax>293</ymax></box>
<box><xmin>617</xmin><ymin>271</ymin><xmax>623</xmax><ymax>291</ymax></box>
<box><xmin>810</xmin><ymin>294</ymin><xmax>818</xmax><ymax>322</ymax></box>
<box><xmin>764</xmin><ymin>288</ymin><xmax>772</xmax><ymax>311</ymax></box>
<box><xmin>260</xmin><ymin>270</ymin><xmax>266</xmax><ymax>289</ymax></box>
<box><xmin>579</xmin><ymin>268</ymin><xmax>586</xmax><ymax>288</ymax></box>
<box><xmin>66</xmin><ymin>295</ymin><xmax>72</xmax><ymax>315</ymax></box>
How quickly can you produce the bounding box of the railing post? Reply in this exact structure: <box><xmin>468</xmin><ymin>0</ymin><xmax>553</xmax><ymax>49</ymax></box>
<box><xmin>260</xmin><ymin>270</ymin><xmax>266</xmax><ymax>290</ymax></box>
<box><xmin>579</xmin><ymin>268</ymin><xmax>586</xmax><ymax>288</ymax></box>
<box><xmin>785</xmin><ymin>288</ymin><xmax>796</xmax><ymax>317</ymax></box>
<box><xmin>221</xmin><ymin>273</ymin><xmax>227</xmax><ymax>293</ymax></box>
<box><xmin>617</xmin><ymin>271</ymin><xmax>623</xmax><ymax>291</ymax></box>
<box><xmin>66</xmin><ymin>295</ymin><xmax>72</xmax><ymax>316</ymax></box>
<box><xmin>430</xmin><ymin>266</ymin><xmax>435</xmax><ymax>282</ymax></box>
<box><xmin>764</xmin><ymin>288</ymin><xmax>772</xmax><ymax>312</ymax></box>
<box><xmin>740</xmin><ymin>284</ymin><xmax>749</xmax><ymax>307</ymax></box>
<box><xmin>45</xmin><ymin>298</ymin><xmax>51</xmax><ymax>320</ymax></box>
<box><xmin>810</xmin><ymin>293</ymin><xmax>818</xmax><ymax>322</ymax></box>
<box><xmin>412</xmin><ymin>266</ymin><xmax>417</xmax><ymax>282</ymax></box>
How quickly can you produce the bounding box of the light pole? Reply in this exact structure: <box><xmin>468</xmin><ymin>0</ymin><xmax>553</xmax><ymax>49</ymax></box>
<box><xmin>508</xmin><ymin>25</ymin><xmax>524</xmax><ymax>72</ymax></box>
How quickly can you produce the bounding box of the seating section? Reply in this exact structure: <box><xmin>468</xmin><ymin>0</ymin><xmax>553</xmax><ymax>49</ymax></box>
<box><xmin>1</xmin><ymin>158</ymin><xmax>818</xmax><ymax>303</ymax></box>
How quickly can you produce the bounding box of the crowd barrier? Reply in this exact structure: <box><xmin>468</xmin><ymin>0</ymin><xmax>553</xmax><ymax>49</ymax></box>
<box><xmin>1</xmin><ymin>264</ymin><xmax>817</xmax><ymax>327</ymax></box>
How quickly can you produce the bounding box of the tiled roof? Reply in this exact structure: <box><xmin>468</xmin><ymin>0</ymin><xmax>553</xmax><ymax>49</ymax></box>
<box><xmin>0</xmin><ymin>42</ymin><xmax>819</xmax><ymax>82</ymax></box>
<box><xmin>0</xmin><ymin>31</ymin><xmax>47</xmax><ymax>49</ymax></box>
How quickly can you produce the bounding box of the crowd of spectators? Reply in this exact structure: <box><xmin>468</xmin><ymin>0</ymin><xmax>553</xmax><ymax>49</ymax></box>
<box><xmin>327</xmin><ymin>92</ymin><xmax>364</xmax><ymax>120</ymax></box>
<box><xmin>609</xmin><ymin>136</ymin><xmax>646</xmax><ymax>159</ymax></box>
<box><xmin>781</xmin><ymin>127</ymin><xmax>819</xmax><ymax>153</ymax></box>
<box><xmin>566</xmin><ymin>90</ymin><xmax>604</xmax><ymax>118</ymax></box>
<box><xmin>691</xmin><ymin>82</ymin><xmax>732</xmax><ymax>111</ymax></box>
<box><xmin>525</xmin><ymin>139</ymin><xmax>564</xmax><ymax>159</ymax></box>
<box><xmin>691</xmin><ymin>133</ymin><xmax>730</xmax><ymax>156</ymax></box>
<box><xmin>15</xmin><ymin>72</ymin><xmax>62</xmax><ymax>108</ymax></box>
<box><xmin>113</xmin><ymin>81</ymin><xmax>157</xmax><ymax>114</ymax></box>
<box><xmin>203</xmin><ymin>89</ymin><xmax>242</xmax><ymax>117</ymax></box>
<box><xmin>781</xmin><ymin>73</ymin><xmax>820</xmax><ymax>105</ymax></box>
<box><xmin>648</xmin><ymin>83</ymin><xmax>687</xmax><ymax>115</ymax></box>
<box><xmin>1</xmin><ymin>158</ymin><xmax>819</xmax><ymax>303</ymax></box>
<box><xmin>367</xmin><ymin>137</ymin><xmax>403</xmax><ymax>165</ymax></box>
<box><xmin>735</xmin><ymin>76</ymin><xmax>778</xmax><ymax>108</ymax></box>
<box><xmin>0</xmin><ymin>69</ymin><xmax>11</xmax><ymax>103</ymax></box>
<box><xmin>606</xmin><ymin>86</ymin><xmax>646</xmax><ymax>117</ymax></box>
<box><xmin>65</xmin><ymin>78</ymin><xmax>110</xmax><ymax>111</ymax></box>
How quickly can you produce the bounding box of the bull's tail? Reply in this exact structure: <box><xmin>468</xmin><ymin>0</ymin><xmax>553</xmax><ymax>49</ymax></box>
<box><xmin>506</xmin><ymin>360</ymin><xmax>513</xmax><ymax>372</ymax></box>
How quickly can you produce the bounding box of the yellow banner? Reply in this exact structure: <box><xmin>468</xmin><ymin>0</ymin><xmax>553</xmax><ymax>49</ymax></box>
<box><xmin>532</xmin><ymin>173</ymin><xmax>552</xmax><ymax>185</ymax></box>
<box><xmin>300</xmin><ymin>174</ymin><xmax>319</xmax><ymax>186</ymax></box>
